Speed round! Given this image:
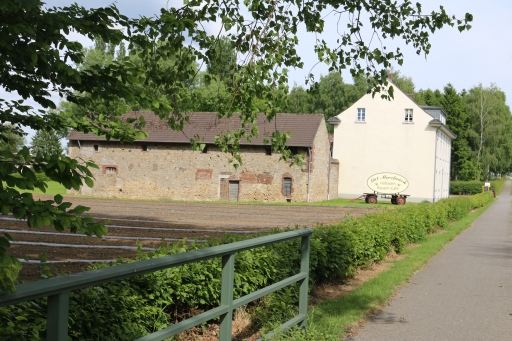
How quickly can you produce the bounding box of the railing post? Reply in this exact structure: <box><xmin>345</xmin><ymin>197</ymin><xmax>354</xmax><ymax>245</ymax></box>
<box><xmin>46</xmin><ymin>292</ymin><xmax>70</xmax><ymax>341</ymax></box>
<box><xmin>219</xmin><ymin>253</ymin><xmax>235</xmax><ymax>341</ymax></box>
<box><xmin>298</xmin><ymin>234</ymin><xmax>311</xmax><ymax>329</ymax></box>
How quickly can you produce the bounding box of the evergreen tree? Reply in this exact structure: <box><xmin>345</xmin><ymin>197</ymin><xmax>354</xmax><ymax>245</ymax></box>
<box><xmin>414</xmin><ymin>88</ymin><xmax>443</xmax><ymax>106</ymax></box>
<box><xmin>441</xmin><ymin>84</ymin><xmax>476</xmax><ymax>180</ymax></box>
<box><xmin>29</xmin><ymin>130</ymin><xmax>63</xmax><ymax>157</ymax></box>
<box><xmin>0</xmin><ymin>124</ymin><xmax>25</xmax><ymax>154</ymax></box>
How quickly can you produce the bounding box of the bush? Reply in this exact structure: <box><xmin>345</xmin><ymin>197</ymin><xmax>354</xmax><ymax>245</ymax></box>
<box><xmin>0</xmin><ymin>192</ymin><xmax>496</xmax><ymax>340</ymax></box>
<box><xmin>450</xmin><ymin>179</ymin><xmax>505</xmax><ymax>195</ymax></box>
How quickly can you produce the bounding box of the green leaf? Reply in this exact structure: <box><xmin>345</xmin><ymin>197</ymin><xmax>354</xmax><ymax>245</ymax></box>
<box><xmin>1</xmin><ymin>205</ymin><xmax>10</xmax><ymax>215</ymax></box>
<box><xmin>72</xmin><ymin>205</ymin><xmax>90</xmax><ymax>215</ymax></box>
<box><xmin>0</xmin><ymin>237</ymin><xmax>10</xmax><ymax>248</ymax></box>
<box><xmin>54</xmin><ymin>194</ymin><xmax>63</xmax><ymax>204</ymax></box>
<box><xmin>84</xmin><ymin>177</ymin><xmax>94</xmax><ymax>188</ymax></box>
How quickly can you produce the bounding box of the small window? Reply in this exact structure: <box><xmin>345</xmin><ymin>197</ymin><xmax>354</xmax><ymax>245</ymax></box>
<box><xmin>93</xmin><ymin>144</ymin><xmax>99</xmax><ymax>152</ymax></box>
<box><xmin>265</xmin><ymin>146</ymin><xmax>272</xmax><ymax>156</ymax></box>
<box><xmin>283</xmin><ymin>178</ymin><xmax>292</xmax><ymax>196</ymax></box>
<box><xmin>405</xmin><ymin>109</ymin><xmax>413</xmax><ymax>123</ymax></box>
<box><xmin>141</xmin><ymin>145</ymin><xmax>148</xmax><ymax>152</ymax></box>
<box><xmin>202</xmin><ymin>145</ymin><xmax>208</xmax><ymax>154</ymax></box>
<box><xmin>105</xmin><ymin>167</ymin><xmax>117</xmax><ymax>174</ymax></box>
<box><xmin>289</xmin><ymin>147</ymin><xmax>298</xmax><ymax>155</ymax></box>
<box><xmin>357</xmin><ymin>108</ymin><xmax>365</xmax><ymax>122</ymax></box>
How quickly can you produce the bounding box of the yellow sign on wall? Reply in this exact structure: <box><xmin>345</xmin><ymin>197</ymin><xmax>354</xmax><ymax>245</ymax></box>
<box><xmin>367</xmin><ymin>172</ymin><xmax>409</xmax><ymax>193</ymax></box>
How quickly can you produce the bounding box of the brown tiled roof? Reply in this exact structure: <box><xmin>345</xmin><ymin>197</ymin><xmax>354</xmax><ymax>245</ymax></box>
<box><xmin>67</xmin><ymin>112</ymin><xmax>324</xmax><ymax>147</ymax></box>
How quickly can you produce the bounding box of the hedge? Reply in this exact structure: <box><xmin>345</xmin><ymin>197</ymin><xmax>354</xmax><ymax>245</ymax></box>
<box><xmin>0</xmin><ymin>192</ymin><xmax>496</xmax><ymax>340</ymax></box>
<box><xmin>450</xmin><ymin>179</ymin><xmax>505</xmax><ymax>195</ymax></box>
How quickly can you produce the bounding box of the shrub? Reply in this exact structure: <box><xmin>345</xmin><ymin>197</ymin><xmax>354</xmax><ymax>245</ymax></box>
<box><xmin>450</xmin><ymin>179</ymin><xmax>505</xmax><ymax>195</ymax></box>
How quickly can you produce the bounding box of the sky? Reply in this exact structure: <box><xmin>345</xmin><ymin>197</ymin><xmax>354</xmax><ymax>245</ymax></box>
<box><xmin>12</xmin><ymin>0</ymin><xmax>512</xmax><ymax>141</ymax></box>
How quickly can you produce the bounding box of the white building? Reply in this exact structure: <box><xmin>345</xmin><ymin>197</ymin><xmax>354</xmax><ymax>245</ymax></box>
<box><xmin>328</xmin><ymin>84</ymin><xmax>455</xmax><ymax>203</ymax></box>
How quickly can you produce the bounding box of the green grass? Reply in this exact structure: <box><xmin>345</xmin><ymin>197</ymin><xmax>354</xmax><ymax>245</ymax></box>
<box><xmin>14</xmin><ymin>181</ymin><xmax>67</xmax><ymax>195</ymax></box>
<box><xmin>25</xmin><ymin>190</ymin><xmax>407</xmax><ymax>208</ymax></box>
<box><xmin>302</xmin><ymin>200</ymin><xmax>493</xmax><ymax>339</ymax></box>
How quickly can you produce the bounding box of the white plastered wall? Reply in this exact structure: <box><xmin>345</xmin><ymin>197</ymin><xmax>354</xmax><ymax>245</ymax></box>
<box><xmin>331</xmin><ymin>87</ymin><xmax>440</xmax><ymax>202</ymax></box>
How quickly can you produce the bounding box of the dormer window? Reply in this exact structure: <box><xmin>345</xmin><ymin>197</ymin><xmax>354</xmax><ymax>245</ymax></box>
<box><xmin>357</xmin><ymin>108</ymin><xmax>365</xmax><ymax>122</ymax></box>
<box><xmin>405</xmin><ymin>109</ymin><xmax>413</xmax><ymax>123</ymax></box>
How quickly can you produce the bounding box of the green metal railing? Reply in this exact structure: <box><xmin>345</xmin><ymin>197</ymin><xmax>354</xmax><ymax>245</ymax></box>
<box><xmin>0</xmin><ymin>229</ymin><xmax>313</xmax><ymax>341</ymax></box>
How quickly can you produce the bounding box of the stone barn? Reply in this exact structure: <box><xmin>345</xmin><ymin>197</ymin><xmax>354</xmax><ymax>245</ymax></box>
<box><xmin>67</xmin><ymin>112</ymin><xmax>338</xmax><ymax>202</ymax></box>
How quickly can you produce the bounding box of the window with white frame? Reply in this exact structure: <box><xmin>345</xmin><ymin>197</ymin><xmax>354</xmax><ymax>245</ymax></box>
<box><xmin>357</xmin><ymin>108</ymin><xmax>365</xmax><ymax>122</ymax></box>
<box><xmin>404</xmin><ymin>109</ymin><xmax>413</xmax><ymax>123</ymax></box>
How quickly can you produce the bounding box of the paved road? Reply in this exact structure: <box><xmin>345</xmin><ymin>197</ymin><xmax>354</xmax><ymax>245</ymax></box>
<box><xmin>350</xmin><ymin>182</ymin><xmax>512</xmax><ymax>341</ymax></box>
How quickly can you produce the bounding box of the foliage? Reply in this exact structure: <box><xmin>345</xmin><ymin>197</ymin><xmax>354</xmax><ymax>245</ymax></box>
<box><xmin>0</xmin><ymin>124</ymin><xmax>25</xmax><ymax>155</ymax></box>
<box><xmin>415</xmin><ymin>82</ymin><xmax>512</xmax><ymax>181</ymax></box>
<box><xmin>29</xmin><ymin>130</ymin><xmax>63</xmax><ymax>158</ymax></box>
<box><xmin>286</xmin><ymin>73</ymin><xmax>367</xmax><ymax>132</ymax></box>
<box><xmin>0</xmin><ymin>193</ymin><xmax>494</xmax><ymax>340</ymax></box>
<box><xmin>388</xmin><ymin>69</ymin><xmax>415</xmax><ymax>94</ymax></box>
<box><xmin>450</xmin><ymin>179</ymin><xmax>504</xmax><ymax>195</ymax></box>
<box><xmin>465</xmin><ymin>84</ymin><xmax>512</xmax><ymax>179</ymax></box>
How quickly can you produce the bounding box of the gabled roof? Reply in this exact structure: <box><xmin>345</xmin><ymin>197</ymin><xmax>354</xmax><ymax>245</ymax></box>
<box><xmin>67</xmin><ymin>112</ymin><xmax>324</xmax><ymax>147</ymax></box>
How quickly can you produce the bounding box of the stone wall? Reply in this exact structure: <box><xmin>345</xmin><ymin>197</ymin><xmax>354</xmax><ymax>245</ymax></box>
<box><xmin>68</xmin><ymin>123</ymin><xmax>336</xmax><ymax>202</ymax></box>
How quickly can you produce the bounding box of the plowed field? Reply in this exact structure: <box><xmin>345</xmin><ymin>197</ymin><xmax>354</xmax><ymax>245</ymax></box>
<box><xmin>3</xmin><ymin>195</ymin><xmax>376</xmax><ymax>280</ymax></box>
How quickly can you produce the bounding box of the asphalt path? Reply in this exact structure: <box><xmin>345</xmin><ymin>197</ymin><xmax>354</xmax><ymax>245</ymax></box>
<box><xmin>349</xmin><ymin>181</ymin><xmax>512</xmax><ymax>341</ymax></box>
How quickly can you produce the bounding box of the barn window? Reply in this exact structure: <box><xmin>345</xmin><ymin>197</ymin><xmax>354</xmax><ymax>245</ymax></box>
<box><xmin>283</xmin><ymin>178</ymin><xmax>292</xmax><ymax>196</ymax></box>
<box><xmin>265</xmin><ymin>146</ymin><xmax>272</xmax><ymax>156</ymax></box>
<box><xmin>106</xmin><ymin>167</ymin><xmax>117</xmax><ymax>173</ymax></box>
<box><xmin>202</xmin><ymin>145</ymin><xmax>209</xmax><ymax>154</ymax></box>
<box><xmin>93</xmin><ymin>144</ymin><xmax>99</xmax><ymax>152</ymax></box>
<box><xmin>141</xmin><ymin>145</ymin><xmax>148</xmax><ymax>151</ymax></box>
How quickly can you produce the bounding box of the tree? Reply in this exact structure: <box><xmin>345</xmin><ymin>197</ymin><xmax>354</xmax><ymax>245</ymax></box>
<box><xmin>0</xmin><ymin>0</ymin><xmax>472</xmax><ymax>292</ymax></box>
<box><xmin>389</xmin><ymin>69</ymin><xmax>416</xmax><ymax>94</ymax></box>
<box><xmin>29</xmin><ymin>130</ymin><xmax>64</xmax><ymax>157</ymax></box>
<box><xmin>286</xmin><ymin>73</ymin><xmax>367</xmax><ymax>132</ymax></box>
<box><xmin>440</xmin><ymin>84</ymin><xmax>476</xmax><ymax>181</ymax></box>
<box><xmin>465</xmin><ymin>84</ymin><xmax>501</xmax><ymax>179</ymax></box>
<box><xmin>414</xmin><ymin>88</ymin><xmax>444</xmax><ymax>107</ymax></box>
<box><xmin>0</xmin><ymin>124</ymin><xmax>25</xmax><ymax>154</ymax></box>
<box><xmin>206</xmin><ymin>36</ymin><xmax>237</xmax><ymax>81</ymax></box>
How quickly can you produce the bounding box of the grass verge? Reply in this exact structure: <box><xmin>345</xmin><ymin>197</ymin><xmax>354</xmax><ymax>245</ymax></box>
<box><xmin>20</xmin><ymin>181</ymin><xmax>67</xmax><ymax>195</ymax></box>
<box><xmin>304</xmin><ymin>200</ymin><xmax>493</xmax><ymax>339</ymax></box>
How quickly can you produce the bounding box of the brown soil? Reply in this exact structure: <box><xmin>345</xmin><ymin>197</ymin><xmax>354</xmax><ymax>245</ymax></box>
<box><xmin>3</xmin><ymin>195</ymin><xmax>377</xmax><ymax>283</ymax></box>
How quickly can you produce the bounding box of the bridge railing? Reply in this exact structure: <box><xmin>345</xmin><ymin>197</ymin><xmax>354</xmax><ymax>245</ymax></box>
<box><xmin>0</xmin><ymin>229</ymin><xmax>313</xmax><ymax>341</ymax></box>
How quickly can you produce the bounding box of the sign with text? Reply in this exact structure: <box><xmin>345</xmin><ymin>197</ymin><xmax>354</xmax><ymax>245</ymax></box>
<box><xmin>367</xmin><ymin>172</ymin><xmax>409</xmax><ymax>193</ymax></box>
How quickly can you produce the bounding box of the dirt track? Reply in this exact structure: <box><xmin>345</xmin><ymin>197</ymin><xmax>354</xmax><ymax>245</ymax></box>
<box><xmin>2</xmin><ymin>195</ymin><xmax>377</xmax><ymax>280</ymax></box>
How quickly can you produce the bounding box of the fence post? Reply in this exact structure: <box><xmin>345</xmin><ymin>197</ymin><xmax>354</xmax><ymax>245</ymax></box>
<box><xmin>46</xmin><ymin>292</ymin><xmax>70</xmax><ymax>341</ymax></box>
<box><xmin>298</xmin><ymin>234</ymin><xmax>311</xmax><ymax>329</ymax></box>
<box><xmin>219</xmin><ymin>253</ymin><xmax>235</xmax><ymax>341</ymax></box>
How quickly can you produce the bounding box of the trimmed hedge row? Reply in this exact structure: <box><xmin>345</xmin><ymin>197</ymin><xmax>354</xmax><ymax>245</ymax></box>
<box><xmin>0</xmin><ymin>192</ymin><xmax>496</xmax><ymax>340</ymax></box>
<box><xmin>450</xmin><ymin>179</ymin><xmax>505</xmax><ymax>195</ymax></box>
